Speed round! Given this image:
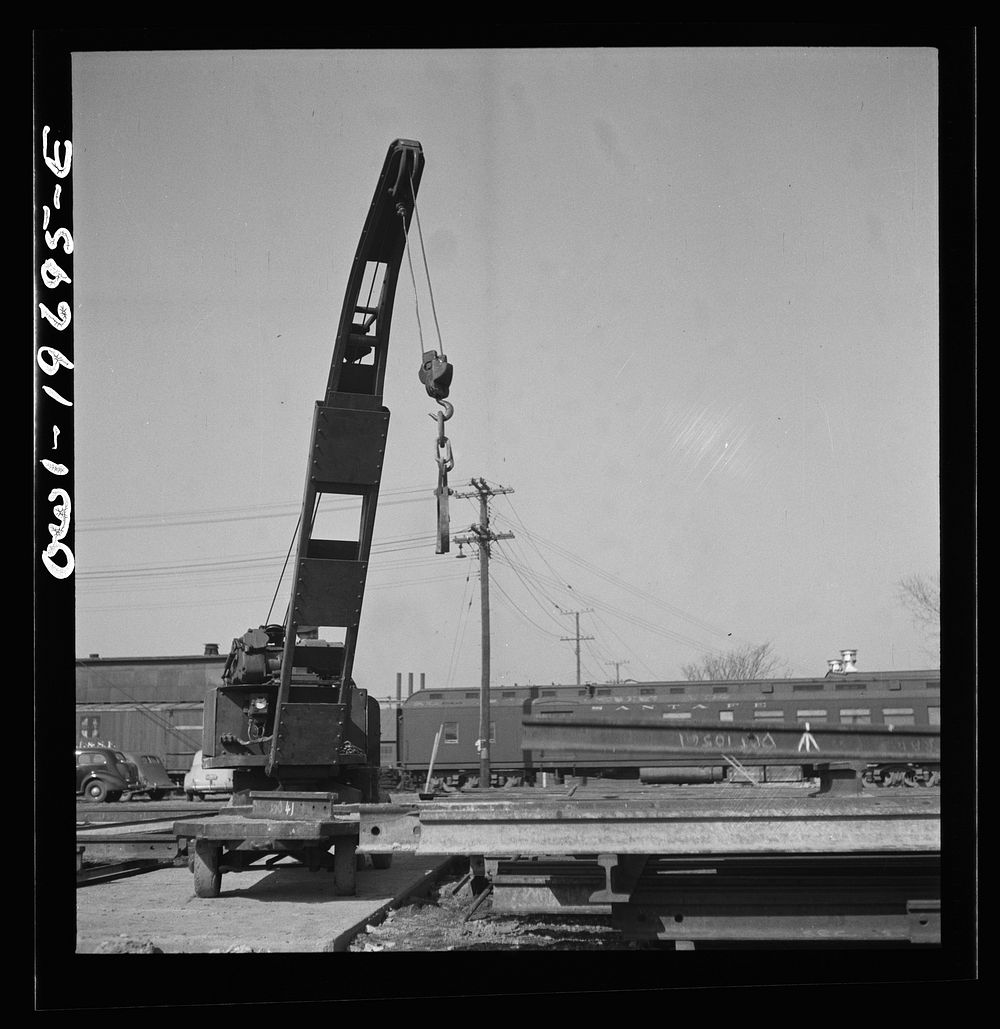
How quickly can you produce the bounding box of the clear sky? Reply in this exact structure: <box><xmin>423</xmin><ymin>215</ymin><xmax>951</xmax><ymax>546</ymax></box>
<box><xmin>70</xmin><ymin>47</ymin><xmax>940</xmax><ymax>696</ymax></box>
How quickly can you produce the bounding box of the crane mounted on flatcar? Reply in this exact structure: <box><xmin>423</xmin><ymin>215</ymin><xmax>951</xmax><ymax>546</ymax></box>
<box><xmin>202</xmin><ymin>140</ymin><xmax>452</xmax><ymax>804</ymax></box>
<box><xmin>179</xmin><ymin>140</ymin><xmax>457</xmax><ymax>897</ymax></box>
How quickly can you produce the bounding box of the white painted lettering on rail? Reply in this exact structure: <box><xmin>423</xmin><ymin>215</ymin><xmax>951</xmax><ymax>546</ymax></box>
<box><xmin>797</xmin><ymin>723</ymin><xmax>820</xmax><ymax>753</ymax></box>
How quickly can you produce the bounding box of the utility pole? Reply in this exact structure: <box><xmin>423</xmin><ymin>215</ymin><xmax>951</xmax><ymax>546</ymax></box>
<box><xmin>559</xmin><ymin>608</ymin><xmax>594</xmax><ymax>687</ymax></box>
<box><xmin>606</xmin><ymin>659</ymin><xmax>630</xmax><ymax>685</ymax></box>
<box><xmin>453</xmin><ymin>478</ymin><xmax>514</xmax><ymax>788</ymax></box>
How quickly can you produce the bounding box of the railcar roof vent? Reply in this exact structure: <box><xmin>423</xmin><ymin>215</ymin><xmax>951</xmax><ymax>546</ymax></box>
<box><xmin>827</xmin><ymin>659</ymin><xmax>844</xmax><ymax>674</ymax></box>
<box><xmin>204</xmin><ymin>643</ymin><xmax>220</xmax><ymax>656</ymax></box>
<box><xmin>840</xmin><ymin>649</ymin><xmax>858</xmax><ymax>673</ymax></box>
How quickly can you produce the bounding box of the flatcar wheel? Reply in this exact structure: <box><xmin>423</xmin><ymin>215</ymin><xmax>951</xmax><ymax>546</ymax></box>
<box><xmin>192</xmin><ymin>840</ymin><xmax>222</xmax><ymax>898</ymax></box>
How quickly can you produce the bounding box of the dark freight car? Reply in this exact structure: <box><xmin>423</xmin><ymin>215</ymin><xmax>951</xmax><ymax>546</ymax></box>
<box><xmin>75</xmin><ymin>649</ymin><xmax>226</xmax><ymax>782</ymax></box>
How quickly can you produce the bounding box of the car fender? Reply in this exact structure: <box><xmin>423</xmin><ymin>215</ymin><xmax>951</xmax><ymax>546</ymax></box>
<box><xmin>81</xmin><ymin>770</ymin><xmax>128</xmax><ymax>792</ymax></box>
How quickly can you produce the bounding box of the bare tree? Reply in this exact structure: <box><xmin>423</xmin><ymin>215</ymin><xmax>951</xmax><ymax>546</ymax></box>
<box><xmin>898</xmin><ymin>573</ymin><xmax>940</xmax><ymax>661</ymax></box>
<box><xmin>682</xmin><ymin>641</ymin><xmax>788</xmax><ymax>681</ymax></box>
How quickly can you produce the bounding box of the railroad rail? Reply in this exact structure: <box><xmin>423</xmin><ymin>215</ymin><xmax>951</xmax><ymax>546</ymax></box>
<box><xmin>351</xmin><ymin>783</ymin><xmax>941</xmax><ymax>945</ymax></box>
<box><xmin>360</xmin><ymin>786</ymin><xmax>939</xmax><ymax>855</ymax></box>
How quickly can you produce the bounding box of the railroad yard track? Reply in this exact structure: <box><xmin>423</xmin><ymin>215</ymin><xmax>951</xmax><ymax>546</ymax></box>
<box><xmin>76</xmin><ymin>799</ymin><xmax>229</xmax><ymax>884</ymax></box>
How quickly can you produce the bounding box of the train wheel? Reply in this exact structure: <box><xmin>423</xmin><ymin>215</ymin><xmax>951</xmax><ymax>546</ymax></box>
<box><xmin>149</xmin><ymin>790</ymin><xmax>166</xmax><ymax>801</ymax></box>
<box><xmin>192</xmin><ymin>840</ymin><xmax>222</xmax><ymax>898</ymax></box>
<box><xmin>85</xmin><ymin>780</ymin><xmax>107</xmax><ymax>803</ymax></box>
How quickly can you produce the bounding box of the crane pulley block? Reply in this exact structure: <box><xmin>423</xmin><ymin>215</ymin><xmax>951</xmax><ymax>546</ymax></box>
<box><xmin>419</xmin><ymin>349</ymin><xmax>453</xmax><ymax>400</ymax></box>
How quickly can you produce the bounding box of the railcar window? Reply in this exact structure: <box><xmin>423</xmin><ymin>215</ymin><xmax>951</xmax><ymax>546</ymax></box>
<box><xmin>753</xmin><ymin>710</ymin><xmax>785</xmax><ymax>721</ymax></box>
<box><xmin>429</xmin><ymin>693</ymin><xmax>443</xmax><ymax>700</ymax></box>
<box><xmin>840</xmin><ymin>708</ymin><xmax>871</xmax><ymax>725</ymax></box>
<box><xmin>883</xmin><ymin>708</ymin><xmax>916</xmax><ymax>727</ymax></box>
<box><xmin>502</xmin><ymin>690</ymin><xmax>516</xmax><ymax>698</ymax></box>
<box><xmin>443</xmin><ymin>721</ymin><xmax>459</xmax><ymax>743</ymax></box>
<box><xmin>669</xmin><ymin>687</ymin><xmax>686</xmax><ymax>694</ymax></box>
<box><xmin>712</xmin><ymin>686</ymin><xmax>729</xmax><ymax>694</ymax></box>
<box><xmin>640</xmin><ymin>688</ymin><xmax>656</xmax><ymax>696</ymax></box>
<box><xmin>719</xmin><ymin>711</ymin><xmax>735</xmax><ymax>722</ymax></box>
<box><xmin>796</xmin><ymin>709</ymin><xmax>828</xmax><ymax>723</ymax></box>
<box><xmin>835</xmin><ymin>682</ymin><xmax>867</xmax><ymax>690</ymax></box>
<box><xmin>542</xmin><ymin>689</ymin><xmax>557</xmax><ymax>697</ymax></box>
<box><xmin>662</xmin><ymin>712</ymin><xmax>693</xmax><ymax>719</ymax></box>
<box><xmin>597</xmin><ymin>688</ymin><xmax>611</xmax><ymax>696</ymax></box>
<box><xmin>792</xmin><ymin>684</ymin><xmax>823</xmax><ymax>692</ymax></box>
<box><xmin>760</xmin><ymin>684</ymin><xmax>774</xmax><ymax>693</ymax></box>
<box><xmin>928</xmin><ymin>706</ymin><xmax>940</xmax><ymax>725</ymax></box>
<box><xmin>465</xmin><ymin>692</ymin><xmax>478</xmax><ymax>699</ymax></box>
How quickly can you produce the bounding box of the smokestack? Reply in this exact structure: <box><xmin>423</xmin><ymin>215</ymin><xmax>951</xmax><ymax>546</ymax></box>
<box><xmin>408</xmin><ymin>672</ymin><xmax>414</xmax><ymax>697</ymax></box>
<box><xmin>840</xmin><ymin>649</ymin><xmax>858</xmax><ymax>673</ymax></box>
<box><xmin>204</xmin><ymin>643</ymin><xmax>219</xmax><ymax>656</ymax></box>
<box><xmin>396</xmin><ymin>672</ymin><xmax>402</xmax><ymax>704</ymax></box>
<box><xmin>827</xmin><ymin>659</ymin><xmax>844</xmax><ymax>674</ymax></box>
<box><xmin>420</xmin><ymin>672</ymin><xmax>426</xmax><ymax>691</ymax></box>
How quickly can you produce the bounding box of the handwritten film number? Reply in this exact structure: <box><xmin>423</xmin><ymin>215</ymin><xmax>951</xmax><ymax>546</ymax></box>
<box><xmin>39</xmin><ymin>126</ymin><xmax>74</xmax><ymax>579</ymax></box>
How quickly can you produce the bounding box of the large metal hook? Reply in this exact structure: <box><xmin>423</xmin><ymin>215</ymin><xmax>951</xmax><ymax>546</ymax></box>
<box><xmin>428</xmin><ymin>399</ymin><xmax>454</xmax><ymax>423</ymax></box>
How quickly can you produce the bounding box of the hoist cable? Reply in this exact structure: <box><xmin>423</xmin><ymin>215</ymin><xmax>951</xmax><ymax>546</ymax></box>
<box><xmin>399</xmin><ymin>206</ymin><xmax>426</xmax><ymax>354</ymax></box>
<box><xmin>409</xmin><ymin>170</ymin><xmax>444</xmax><ymax>351</ymax></box>
<box><xmin>264</xmin><ymin>510</ymin><xmax>302</xmax><ymax>626</ymax></box>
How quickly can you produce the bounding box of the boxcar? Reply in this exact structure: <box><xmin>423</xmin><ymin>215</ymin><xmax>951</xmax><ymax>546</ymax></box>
<box><xmin>75</xmin><ymin>652</ymin><xmax>226</xmax><ymax>783</ymax></box>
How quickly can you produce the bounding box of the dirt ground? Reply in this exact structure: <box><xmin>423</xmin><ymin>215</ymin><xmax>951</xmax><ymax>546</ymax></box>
<box><xmin>75</xmin><ymin>854</ymin><xmax>453</xmax><ymax>953</ymax></box>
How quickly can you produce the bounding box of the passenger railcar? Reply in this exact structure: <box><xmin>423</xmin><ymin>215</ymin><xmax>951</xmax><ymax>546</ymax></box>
<box><xmin>394</xmin><ymin>670</ymin><xmax>940</xmax><ymax>786</ymax></box>
<box><xmin>396</xmin><ymin>683</ymin><xmax>581</xmax><ymax>781</ymax></box>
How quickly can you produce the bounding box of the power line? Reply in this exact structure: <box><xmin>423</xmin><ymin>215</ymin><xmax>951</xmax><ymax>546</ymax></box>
<box><xmin>497</xmin><ymin>499</ymin><xmax>737</xmax><ymax>641</ymax></box>
<box><xmin>497</xmin><ymin>555</ymin><xmax>717</xmax><ymax>655</ymax></box>
<box><xmin>76</xmin><ymin>486</ymin><xmax>437</xmax><ymax>531</ymax></box>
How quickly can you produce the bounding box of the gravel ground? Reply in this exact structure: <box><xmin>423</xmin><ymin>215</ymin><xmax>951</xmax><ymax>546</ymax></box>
<box><xmin>349</xmin><ymin>872</ymin><xmax>637</xmax><ymax>951</ymax></box>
